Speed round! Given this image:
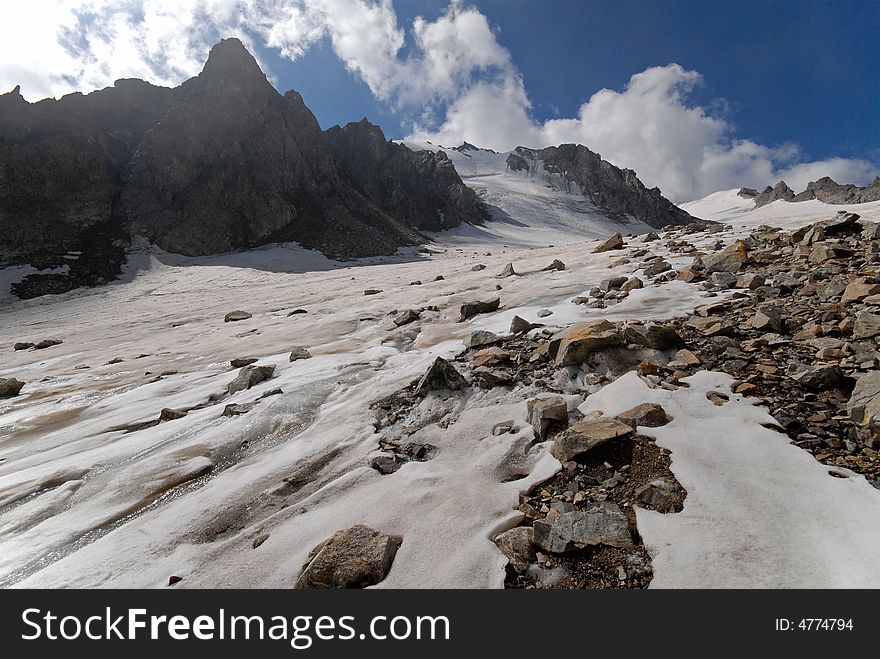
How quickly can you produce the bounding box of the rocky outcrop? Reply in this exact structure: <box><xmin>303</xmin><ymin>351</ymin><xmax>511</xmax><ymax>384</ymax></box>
<box><xmin>1</xmin><ymin>38</ymin><xmax>485</xmax><ymax>298</ymax></box>
<box><xmin>753</xmin><ymin>181</ymin><xmax>795</xmax><ymax>207</ymax></box>
<box><xmin>791</xmin><ymin>176</ymin><xmax>880</xmax><ymax>204</ymax></box>
<box><xmin>754</xmin><ymin>177</ymin><xmax>880</xmax><ymax>208</ymax></box>
<box><xmin>325</xmin><ymin>119</ymin><xmax>489</xmax><ymax>231</ymax></box>
<box><xmin>504</xmin><ymin>144</ymin><xmax>704</xmax><ymax>229</ymax></box>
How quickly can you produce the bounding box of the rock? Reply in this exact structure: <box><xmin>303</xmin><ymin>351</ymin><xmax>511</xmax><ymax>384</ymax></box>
<box><xmin>498</xmin><ymin>262</ymin><xmax>517</xmax><ymax>277</ymax></box>
<box><xmin>289</xmin><ymin>347</ymin><xmax>312</xmax><ymax>361</ymax></box>
<box><xmin>494</xmin><ymin>527</ymin><xmax>535</xmax><ymax>573</ymax></box>
<box><xmin>393</xmin><ymin>309</ymin><xmax>420</xmax><ymax>326</ymax></box>
<box><xmin>458</xmin><ymin>298</ymin><xmax>500</xmax><ymax>322</ymax></box>
<box><xmin>793</xmin><ymin>365</ymin><xmax>847</xmax><ymax>391</ymax></box>
<box><xmin>552</xmin><ymin>417</ymin><xmax>634</xmax><ymax>461</ymax></box>
<box><xmin>625</xmin><ymin>324</ymin><xmax>685</xmax><ymax>350</ymax></box>
<box><xmin>224</xmin><ymin>310</ymin><xmax>252</xmax><ymax>322</ymax></box>
<box><xmin>620</xmin><ymin>277</ymin><xmax>644</xmax><ymax>292</ymax></box>
<box><xmin>230</xmin><ymin>357</ymin><xmax>258</xmax><ymax>368</ymax></box>
<box><xmin>168</xmin><ymin>576</ymin><xmax>183</xmax><ymax>586</ymax></box>
<box><xmin>550</xmin><ymin>319</ymin><xmax>624</xmax><ymax>366</ymax></box>
<box><xmin>222</xmin><ymin>402</ymin><xmax>258</xmax><ymax>416</ymax></box>
<box><xmin>853</xmin><ymin>312</ymin><xmax>880</xmax><ymax>339</ymax></box>
<box><xmin>686</xmin><ymin>316</ymin><xmax>730</xmax><ymax>336</ymax></box>
<box><xmin>473</xmin><ymin>367</ymin><xmax>513</xmax><ymax>388</ymax></box>
<box><xmin>599</xmin><ymin>276</ymin><xmax>628</xmax><ymax>291</ymax></box>
<box><xmin>464</xmin><ymin>330</ymin><xmax>501</xmax><ymax>348</ymax></box>
<box><xmin>809</xmin><ymin>245</ymin><xmax>835</xmax><ymax>264</ymax></box>
<box><xmin>472</xmin><ymin>347</ymin><xmax>508</xmax><ymax>368</ymax></box>
<box><xmin>434</xmin><ymin>275</ymin><xmax>445</xmax><ymax>281</ymax></box>
<box><xmin>363</xmin><ymin>289</ymin><xmax>382</xmax><ymax>296</ymax></box>
<box><xmin>673</xmin><ymin>348</ymin><xmax>701</xmax><ymax>366</ymax></box>
<box><xmin>295</xmin><ymin>525</ymin><xmax>402</xmax><ymax>589</ymax></box>
<box><xmin>701</xmin><ymin>241</ymin><xmax>749</xmax><ymax>273</ymax></box>
<box><xmin>615</xmin><ymin>403</ymin><xmax>670</xmax><ymax>428</ymax></box>
<box><xmin>676</xmin><ymin>266</ymin><xmax>703</xmax><ymax>283</ymax></box>
<box><xmin>537</xmin><ymin>308</ymin><xmax>553</xmax><ymax>318</ymax></box>
<box><xmin>369</xmin><ymin>454</ymin><xmax>403</xmax><ymax>475</ymax></box>
<box><xmin>753</xmin><ymin>181</ymin><xmax>795</xmax><ymax>207</ymax></box>
<box><xmin>642</xmin><ymin>232</ymin><xmax>660</xmax><ymax>242</ymax></box>
<box><xmin>751</xmin><ymin>307</ymin><xmax>786</xmax><ymax>333</ymax></box>
<box><xmin>643</xmin><ymin>260</ymin><xmax>671</xmax><ymax>277</ymax></box>
<box><xmin>635</xmin><ymin>479</ymin><xmax>684</xmax><ymax>513</ymax></box>
<box><xmin>34</xmin><ymin>339</ymin><xmax>63</xmax><ymax>349</ymax></box>
<box><xmin>840</xmin><ymin>278</ymin><xmax>880</xmax><ymax>305</ymax></box>
<box><xmin>492</xmin><ymin>420</ymin><xmax>517</xmax><ymax>435</ymax></box>
<box><xmin>526</xmin><ymin>396</ymin><xmax>569</xmax><ymax>439</ymax></box>
<box><xmin>593</xmin><ymin>232</ymin><xmax>624</xmax><ymax>253</ymax></box>
<box><xmin>848</xmin><ymin>371</ymin><xmax>880</xmax><ymax>443</ymax></box>
<box><xmin>159</xmin><ymin>408</ymin><xmax>188</xmax><ymax>422</ymax></box>
<box><xmin>471</xmin><ymin>264</ymin><xmax>486</xmax><ymax>271</ymax></box>
<box><xmin>13</xmin><ymin>342</ymin><xmax>33</xmax><ymax>351</ymax></box>
<box><xmin>259</xmin><ymin>388</ymin><xmax>283</xmax><ymax>399</ymax></box>
<box><xmin>0</xmin><ymin>378</ymin><xmax>25</xmax><ymax>398</ymax></box>
<box><xmin>543</xmin><ymin>259</ymin><xmax>566</xmax><ymax>271</ymax></box>
<box><xmin>736</xmin><ymin>273</ymin><xmax>765</xmax><ymax>289</ymax></box>
<box><xmin>510</xmin><ymin>315</ymin><xmax>541</xmax><ymax>334</ymax></box>
<box><xmin>533</xmin><ymin>503</ymin><xmax>633</xmax><ymax>553</ymax></box>
<box><xmin>288</xmin><ymin>308</ymin><xmax>308</xmax><ymax>315</ymax></box>
<box><xmin>227</xmin><ymin>364</ymin><xmax>275</xmax><ymax>394</ymax></box>
<box><xmin>415</xmin><ymin>357</ymin><xmax>467</xmax><ymax>395</ymax></box>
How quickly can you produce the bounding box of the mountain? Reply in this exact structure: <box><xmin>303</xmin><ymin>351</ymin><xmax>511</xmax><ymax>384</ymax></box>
<box><xmin>399</xmin><ymin>141</ymin><xmax>705</xmax><ymax>244</ymax></box>
<box><xmin>0</xmin><ymin>38</ymin><xmax>482</xmax><ymax>298</ymax></box>
<box><xmin>753</xmin><ymin>177</ymin><xmax>880</xmax><ymax>208</ymax></box>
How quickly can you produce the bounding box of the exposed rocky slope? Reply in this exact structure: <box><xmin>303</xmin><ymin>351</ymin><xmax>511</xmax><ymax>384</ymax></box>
<box><xmin>505</xmin><ymin>144</ymin><xmax>703</xmax><ymax>229</ymax></box>
<box><xmin>0</xmin><ymin>38</ymin><xmax>484</xmax><ymax>298</ymax></box>
<box><xmin>755</xmin><ymin>177</ymin><xmax>880</xmax><ymax>208</ymax></box>
<box><xmin>325</xmin><ymin>119</ymin><xmax>489</xmax><ymax>232</ymax></box>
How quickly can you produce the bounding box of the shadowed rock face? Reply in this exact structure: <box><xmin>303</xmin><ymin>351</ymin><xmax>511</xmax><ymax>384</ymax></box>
<box><xmin>753</xmin><ymin>181</ymin><xmax>795</xmax><ymax>207</ymax></box>
<box><xmin>0</xmin><ymin>38</ymin><xmax>484</xmax><ymax>297</ymax></box>
<box><xmin>504</xmin><ymin>144</ymin><xmax>704</xmax><ymax>229</ymax></box>
<box><xmin>325</xmin><ymin>119</ymin><xmax>490</xmax><ymax>232</ymax></box>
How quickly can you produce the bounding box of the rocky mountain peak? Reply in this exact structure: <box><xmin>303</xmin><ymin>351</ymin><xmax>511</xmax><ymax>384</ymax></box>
<box><xmin>196</xmin><ymin>37</ymin><xmax>272</xmax><ymax>94</ymax></box>
<box><xmin>753</xmin><ymin>180</ymin><xmax>795</xmax><ymax>207</ymax></box>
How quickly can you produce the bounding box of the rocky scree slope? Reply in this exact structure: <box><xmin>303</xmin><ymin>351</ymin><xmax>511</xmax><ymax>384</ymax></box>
<box><xmin>0</xmin><ymin>38</ymin><xmax>485</xmax><ymax>299</ymax></box>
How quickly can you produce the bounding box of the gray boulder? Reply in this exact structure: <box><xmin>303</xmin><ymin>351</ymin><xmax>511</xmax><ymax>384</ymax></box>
<box><xmin>533</xmin><ymin>503</ymin><xmax>633</xmax><ymax>553</ymax></box>
<box><xmin>295</xmin><ymin>525</ymin><xmax>402</xmax><ymax>589</ymax></box>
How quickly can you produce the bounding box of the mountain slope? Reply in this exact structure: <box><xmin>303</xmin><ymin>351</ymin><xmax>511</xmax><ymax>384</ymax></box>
<box><xmin>400</xmin><ymin>141</ymin><xmax>705</xmax><ymax>247</ymax></box>
<box><xmin>0</xmin><ymin>38</ymin><xmax>485</xmax><ymax>298</ymax></box>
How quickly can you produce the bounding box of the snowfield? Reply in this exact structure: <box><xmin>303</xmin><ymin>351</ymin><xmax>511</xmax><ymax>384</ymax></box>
<box><xmin>1</xmin><ymin>185</ymin><xmax>879</xmax><ymax>588</ymax></box>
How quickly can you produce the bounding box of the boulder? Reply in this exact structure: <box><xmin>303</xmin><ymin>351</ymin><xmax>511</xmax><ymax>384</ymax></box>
<box><xmin>793</xmin><ymin>365</ymin><xmax>847</xmax><ymax>391</ymax></box>
<box><xmin>464</xmin><ymin>330</ymin><xmax>501</xmax><ymax>348</ymax></box>
<box><xmin>533</xmin><ymin>503</ymin><xmax>633</xmax><ymax>553</ymax></box>
<box><xmin>458</xmin><ymin>298</ymin><xmax>500</xmax><ymax>322</ymax></box>
<box><xmin>635</xmin><ymin>479</ymin><xmax>684</xmax><ymax>513</ymax></box>
<box><xmin>550</xmin><ymin>319</ymin><xmax>624</xmax><ymax>366</ymax></box>
<box><xmin>13</xmin><ymin>342</ymin><xmax>33</xmax><ymax>351</ymax></box>
<box><xmin>620</xmin><ymin>277</ymin><xmax>644</xmax><ymax>292</ymax></box>
<box><xmin>526</xmin><ymin>396</ymin><xmax>569</xmax><ymax>439</ymax></box>
<box><xmin>230</xmin><ymin>358</ymin><xmax>258</xmax><ymax>368</ymax></box>
<box><xmin>227</xmin><ymin>364</ymin><xmax>276</xmax><ymax>394</ymax></box>
<box><xmin>493</xmin><ymin>527</ymin><xmax>535</xmax><ymax>573</ymax></box>
<box><xmin>552</xmin><ymin>417</ymin><xmax>634</xmax><ymax>461</ymax></box>
<box><xmin>393</xmin><ymin>309</ymin><xmax>420</xmax><ymax>326</ymax></box>
<box><xmin>295</xmin><ymin>525</ymin><xmax>402</xmax><ymax>589</ymax></box>
<box><xmin>363</xmin><ymin>289</ymin><xmax>382</xmax><ymax>296</ymax></box>
<box><xmin>472</xmin><ymin>347</ymin><xmax>508</xmax><ymax>368</ymax></box>
<box><xmin>224</xmin><ymin>310</ymin><xmax>252</xmax><ymax>322</ymax></box>
<box><xmin>289</xmin><ymin>347</ymin><xmax>312</xmax><ymax>362</ymax></box>
<box><xmin>848</xmin><ymin>371</ymin><xmax>880</xmax><ymax>444</ymax></box>
<box><xmin>701</xmin><ymin>241</ymin><xmax>749</xmax><ymax>273</ymax></box>
<box><xmin>159</xmin><ymin>408</ymin><xmax>188</xmax><ymax>421</ymax></box>
<box><xmin>840</xmin><ymin>278</ymin><xmax>880</xmax><ymax>305</ymax></box>
<box><xmin>34</xmin><ymin>339</ymin><xmax>63</xmax><ymax>349</ymax></box>
<box><xmin>414</xmin><ymin>357</ymin><xmax>467</xmax><ymax>395</ymax></box>
<box><xmin>222</xmin><ymin>402</ymin><xmax>258</xmax><ymax>417</ymax></box>
<box><xmin>0</xmin><ymin>378</ymin><xmax>25</xmax><ymax>398</ymax></box>
<box><xmin>736</xmin><ymin>273</ymin><xmax>765</xmax><ymax>290</ymax></box>
<box><xmin>510</xmin><ymin>315</ymin><xmax>541</xmax><ymax>334</ymax></box>
<box><xmin>643</xmin><ymin>260</ymin><xmax>671</xmax><ymax>277</ymax></box>
<box><xmin>853</xmin><ymin>312</ymin><xmax>880</xmax><ymax>339</ymax></box>
<box><xmin>625</xmin><ymin>324</ymin><xmax>685</xmax><ymax>350</ymax></box>
<box><xmin>593</xmin><ymin>232</ymin><xmax>624</xmax><ymax>253</ymax></box>
<box><xmin>615</xmin><ymin>403</ymin><xmax>670</xmax><ymax>429</ymax></box>
<box><xmin>751</xmin><ymin>307</ymin><xmax>786</xmax><ymax>333</ymax></box>
<box><xmin>543</xmin><ymin>259</ymin><xmax>566</xmax><ymax>271</ymax></box>
<box><xmin>498</xmin><ymin>262</ymin><xmax>517</xmax><ymax>277</ymax></box>
<box><xmin>599</xmin><ymin>276</ymin><xmax>628</xmax><ymax>292</ymax></box>
<box><xmin>471</xmin><ymin>264</ymin><xmax>486</xmax><ymax>271</ymax></box>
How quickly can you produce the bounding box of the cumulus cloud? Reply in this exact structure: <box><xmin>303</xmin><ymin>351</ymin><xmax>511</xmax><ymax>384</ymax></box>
<box><xmin>1</xmin><ymin>0</ymin><xmax>875</xmax><ymax>202</ymax></box>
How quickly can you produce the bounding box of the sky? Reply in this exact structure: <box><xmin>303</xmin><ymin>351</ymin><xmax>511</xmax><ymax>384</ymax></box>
<box><xmin>1</xmin><ymin>0</ymin><xmax>878</xmax><ymax>202</ymax></box>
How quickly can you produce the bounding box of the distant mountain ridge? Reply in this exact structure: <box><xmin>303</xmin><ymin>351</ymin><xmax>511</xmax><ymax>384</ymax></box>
<box><xmin>742</xmin><ymin>176</ymin><xmax>880</xmax><ymax>208</ymax></box>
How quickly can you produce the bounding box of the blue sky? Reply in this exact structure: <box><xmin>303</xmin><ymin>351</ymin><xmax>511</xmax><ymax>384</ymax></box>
<box><xmin>3</xmin><ymin>0</ymin><xmax>878</xmax><ymax>200</ymax></box>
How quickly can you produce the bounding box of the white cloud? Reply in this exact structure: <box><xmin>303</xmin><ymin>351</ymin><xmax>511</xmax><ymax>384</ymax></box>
<box><xmin>1</xmin><ymin>0</ymin><xmax>875</xmax><ymax>202</ymax></box>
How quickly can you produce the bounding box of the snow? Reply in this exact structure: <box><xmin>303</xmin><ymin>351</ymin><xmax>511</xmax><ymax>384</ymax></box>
<box><xmin>680</xmin><ymin>187</ymin><xmax>880</xmax><ymax>230</ymax></box>
<box><xmin>403</xmin><ymin>140</ymin><xmax>652</xmax><ymax>248</ymax></box>
<box><xmin>1</xmin><ymin>177</ymin><xmax>879</xmax><ymax>588</ymax></box>
<box><xmin>580</xmin><ymin>371</ymin><xmax>880</xmax><ymax>588</ymax></box>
